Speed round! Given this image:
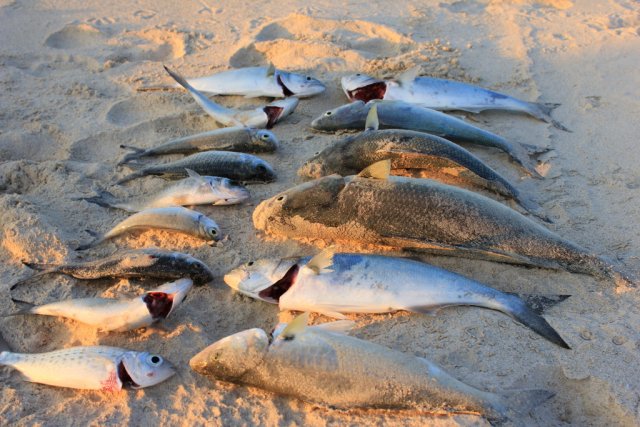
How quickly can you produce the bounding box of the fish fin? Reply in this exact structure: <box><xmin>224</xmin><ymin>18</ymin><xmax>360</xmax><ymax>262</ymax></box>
<box><xmin>185</xmin><ymin>168</ymin><xmax>202</xmax><ymax>179</ymax></box>
<box><xmin>117</xmin><ymin>145</ymin><xmax>146</xmax><ymax>165</ymax></box>
<box><xmin>527</xmin><ymin>102</ymin><xmax>571</xmax><ymax>132</ymax></box>
<box><xmin>404</xmin><ymin>305</ymin><xmax>448</xmax><ymax>316</ymax></box>
<box><xmin>10</xmin><ymin>263</ymin><xmax>59</xmax><ymax>290</ymax></box>
<box><xmin>507</xmin><ymin>294</ymin><xmax>570</xmax><ymax>315</ymax></box>
<box><xmin>520</xmin><ymin>143</ymin><xmax>552</xmax><ymax>156</ymax></box>
<box><xmin>315</xmin><ymin>311</ymin><xmax>348</xmax><ymax>320</ymax></box>
<box><xmin>489</xmin><ymin>389</ymin><xmax>555</xmax><ymax>425</ymax></box>
<box><xmin>312</xmin><ymin>319</ymin><xmax>355</xmax><ymax>333</ymax></box>
<box><xmin>266</xmin><ymin>63</ymin><xmax>276</xmax><ymax>77</ymax></box>
<box><xmin>305</xmin><ymin>248</ymin><xmax>335</xmax><ymax>275</ymax></box>
<box><xmin>77</xmin><ymin>188</ymin><xmax>122</xmax><ymax>210</ymax></box>
<box><xmin>396</xmin><ymin>65</ymin><xmax>421</xmax><ymax>88</ymax></box>
<box><xmin>75</xmin><ymin>234</ymin><xmax>105</xmax><ymax>251</ymax></box>
<box><xmin>364</xmin><ymin>103</ymin><xmax>379</xmax><ymax>131</ymax></box>
<box><xmin>278</xmin><ymin>312</ymin><xmax>309</xmax><ymax>340</ymax></box>
<box><xmin>136</xmin><ymin>84</ymin><xmax>175</xmax><ymax>92</ymax></box>
<box><xmin>115</xmin><ymin>168</ymin><xmax>145</xmax><ymax>185</ymax></box>
<box><xmin>0</xmin><ymin>331</ymin><xmax>11</xmax><ymax>353</ymax></box>
<box><xmin>0</xmin><ymin>298</ymin><xmax>36</xmax><ymax>317</ymax></box>
<box><xmin>357</xmin><ymin>159</ymin><xmax>391</xmax><ymax>180</ymax></box>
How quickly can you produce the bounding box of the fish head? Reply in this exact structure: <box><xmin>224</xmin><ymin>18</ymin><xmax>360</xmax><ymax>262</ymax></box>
<box><xmin>341</xmin><ymin>73</ymin><xmax>387</xmax><ymax>103</ymax></box>
<box><xmin>224</xmin><ymin>258</ymin><xmax>299</xmax><ymax>302</ymax></box>
<box><xmin>145</xmin><ymin>278</ymin><xmax>193</xmax><ymax>319</ymax></box>
<box><xmin>183</xmin><ymin>255</ymin><xmax>215</xmax><ymax>286</ymax></box>
<box><xmin>205</xmin><ymin>177</ymin><xmax>251</xmax><ymax>205</ymax></box>
<box><xmin>249</xmin><ymin>129</ymin><xmax>280</xmax><ymax>152</ymax></box>
<box><xmin>310</xmin><ymin>101</ymin><xmax>368</xmax><ymax>131</ymax></box>
<box><xmin>246</xmin><ymin>157</ymin><xmax>277</xmax><ymax>183</ymax></box>
<box><xmin>298</xmin><ymin>136</ymin><xmax>355</xmax><ymax>179</ymax></box>
<box><xmin>189</xmin><ymin>328</ymin><xmax>269</xmax><ymax>381</ymax></box>
<box><xmin>120</xmin><ymin>351</ymin><xmax>176</xmax><ymax>389</ymax></box>
<box><xmin>253</xmin><ymin>175</ymin><xmax>345</xmax><ymax>235</ymax></box>
<box><xmin>276</xmin><ymin>71</ymin><xmax>325</xmax><ymax>98</ymax></box>
<box><xmin>263</xmin><ymin>97</ymin><xmax>299</xmax><ymax>129</ymax></box>
<box><xmin>198</xmin><ymin>215</ymin><xmax>222</xmax><ymax>242</ymax></box>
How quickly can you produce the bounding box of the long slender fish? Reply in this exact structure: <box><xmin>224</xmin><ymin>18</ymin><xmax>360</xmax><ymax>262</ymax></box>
<box><xmin>190</xmin><ymin>313</ymin><xmax>553</xmax><ymax>424</ymax></box>
<box><xmin>164</xmin><ymin>66</ymin><xmax>298</xmax><ymax>129</ymax></box>
<box><xmin>0</xmin><ymin>346</ymin><xmax>174</xmax><ymax>391</ymax></box>
<box><xmin>119</xmin><ymin>127</ymin><xmax>279</xmax><ymax>164</ymax></box>
<box><xmin>141</xmin><ymin>65</ymin><xmax>325</xmax><ymax>98</ymax></box>
<box><xmin>6</xmin><ymin>279</ymin><xmax>192</xmax><ymax>332</ymax></box>
<box><xmin>116</xmin><ymin>151</ymin><xmax>276</xmax><ymax>185</ymax></box>
<box><xmin>76</xmin><ymin>207</ymin><xmax>221</xmax><ymax>251</ymax></box>
<box><xmin>253</xmin><ymin>161</ymin><xmax>633</xmax><ymax>286</ymax></box>
<box><xmin>13</xmin><ymin>248</ymin><xmax>214</xmax><ymax>288</ymax></box>
<box><xmin>82</xmin><ymin>170</ymin><xmax>249</xmax><ymax>212</ymax></box>
<box><xmin>311</xmin><ymin>100</ymin><xmax>543</xmax><ymax>176</ymax></box>
<box><xmin>224</xmin><ymin>250</ymin><xmax>569</xmax><ymax>348</ymax></box>
<box><xmin>302</xmin><ymin>105</ymin><xmax>548</xmax><ymax>220</ymax></box>
<box><xmin>341</xmin><ymin>68</ymin><xmax>568</xmax><ymax>131</ymax></box>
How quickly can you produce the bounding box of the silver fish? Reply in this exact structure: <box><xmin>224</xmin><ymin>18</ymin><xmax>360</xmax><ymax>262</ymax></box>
<box><xmin>6</xmin><ymin>278</ymin><xmax>192</xmax><ymax>332</ymax></box>
<box><xmin>0</xmin><ymin>346</ymin><xmax>174</xmax><ymax>391</ymax></box>
<box><xmin>76</xmin><ymin>207</ymin><xmax>220</xmax><ymax>251</ymax></box>
<box><xmin>165</xmin><ymin>66</ymin><xmax>299</xmax><ymax>129</ymax></box>
<box><xmin>341</xmin><ymin>68</ymin><xmax>568</xmax><ymax>131</ymax></box>
<box><xmin>311</xmin><ymin>100</ymin><xmax>543</xmax><ymax>177</ymax></box>
<box><xmin>190</xmin><ymin>313</ymin><xmax>553</xmax><ymax>423</ymax></box>
<box><xmin>119</xmin><ymin>126</ymin><xmax>279</xmax><ymax>164</ymax></box>
<box><xmin>83</xmin><ymin>169</ymin><xmax>249</xmax><ymax>212</ymax></box>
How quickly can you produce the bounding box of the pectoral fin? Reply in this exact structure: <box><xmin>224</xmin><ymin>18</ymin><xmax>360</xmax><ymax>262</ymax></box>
<box><xmin>364</xmin><ymin>103</ymin><xmax>379</xmax><ymax>131</ymax></box>
<box><xmin>278</xmin><ymin>312</ymin><xmax>309</xmax><ymax>341</ymax></box>
<box><xmin>358</xmin><ymin>159</ymin><xmax>391</xmax><ymax>180</ymax></box>
<box><xmin>305</xmin><ymin>248</ymin><xmax>335</xmax><ymax>274</ymax></box>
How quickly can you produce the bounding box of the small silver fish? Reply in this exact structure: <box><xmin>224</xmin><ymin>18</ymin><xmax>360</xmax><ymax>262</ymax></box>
<box><xmin>0</xmin><ymin>346</ymin><xmax>175</xmax><ymax>391</ymax></box>
<box><xmin>76</xmin><ymin>206</ymin><xmax>220</xmax><ymax>251</ymax></box>
<box><xmin>6</xmin><ymin>278</ymin><xmax>192</xmax><ymax>332</ymax></box>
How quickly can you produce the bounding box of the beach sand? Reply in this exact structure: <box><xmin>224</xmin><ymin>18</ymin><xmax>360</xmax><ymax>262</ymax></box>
<box><xmin>1</xmin><ymin>0</ymin><xmax>639</xmax><ymax>425</ymax></box>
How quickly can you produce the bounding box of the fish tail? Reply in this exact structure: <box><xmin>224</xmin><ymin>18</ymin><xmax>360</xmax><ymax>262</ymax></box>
<box><xmin>504</xmin><ymin>294</ymin><xmax>571</xmax><ymax>349</ymax></box>
<box><xmin>0</xmin><ymin>331</ymin><xmax>11</xmax><ymax>354</ymax></box>
<box><xmin>513</xmin><ymin>193</ymin><xmax>553</xmax><ymax>223</ymax></box>
<box><xmin>487</xmin><ymin>389</ymin><xmax>555</xmax><ymax>425</ymax></box>
<box><xmin>0</xmin><ymin>298</ymin><xmax>36</xmax><ymax>318</ymax></box>
<box><xmin>79</xmin><ymin>189</ymin><xmax>126</xmax><ymax>210</ymax></box>
<box><xmin>115</xmin><ymin>168</ymin><xmax>145</xmax><ymax>185</ymax></box>
<box><xmin>75</xmin><ymin>231</ymin><xmax>105</xmax><ymax>251</ymax></box>
<box><xmin>118</xmin><ymin>145</ymin><xmax>147</xmax><ymax>165</ymax></box>
<box><xmin>10</xmin><ymin>266</ymin><xmax>56</xmax><ymax>291</ymax></box>
<box><xmin>504</xmin><ymin>141</ymin><xmax>543</xmax><ymax>179</ymax></box>
<box><xmin>527</xmin><ymin>102</ymin><xmax>571</xmax><ymax>132</ymax></box>
<box><xmin>136</xmin><ymin>84</ymin><xmax>176</xmax><ymax>92</ymax></box>
<box><xmin>586</xmin><ymin>256</ymin><xmax>638</xmax><ymax>288</ymax></box>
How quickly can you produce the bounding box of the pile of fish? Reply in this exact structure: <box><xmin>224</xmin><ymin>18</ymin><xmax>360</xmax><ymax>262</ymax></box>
<box><xmin>3</xmin><ymin>60</ymin><xmax>634</xmax><ymax>425</ymax></box>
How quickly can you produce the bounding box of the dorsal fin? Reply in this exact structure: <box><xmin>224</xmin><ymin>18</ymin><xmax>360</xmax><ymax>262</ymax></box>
<box><xmin>364</xmin><ymin>104</ymin><xmax>379</xmax><ymax>131</ymax></box>
<box><xmin>266</xmin><ymin>63</ymin><xmax>276</xmax><ymax>77</ymax></box>
<box><xmin>185</xmin><ymin>168</ymin><xmax>201</xmax><ymax>179</ymax></box>
<box><xmin>305</xmin><ymin>248</ymin><xmax>334</xmax><ymax>275</ymax></box>
<box><xmin>279</xmin><ymin>312</ymin><xmax>309</xmax><ymax>340</ymax></box>
<box><xmin>396</xmin><ymin>65</ymin><xmax>421</xmax><ymax>87</ymax></box>
<box><xmin>357</xmin><ymin>159</ymin><xmax>391</xmax><ymax>180</ymax></box>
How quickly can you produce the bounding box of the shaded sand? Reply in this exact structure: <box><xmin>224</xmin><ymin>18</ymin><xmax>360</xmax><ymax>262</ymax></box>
<box><xmin>1</xmin><ymin>1</ymin><xmax>639</xmax><ymax>425</ymax></box>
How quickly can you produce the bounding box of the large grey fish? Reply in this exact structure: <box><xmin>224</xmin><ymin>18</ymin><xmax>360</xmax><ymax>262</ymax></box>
<box><xmin>119</xmin><ymin>126</ymin><xmax>279</xmax><ymax>164</ymax></box>
<box><xmin>311</xmin><ymin>100</ymin><xmax>543</xmax><ymax>177</ymax></box>
<box><xmin>141</xmin><ymin>64</ymin><xmax>325</xmax><ymax>98</ymax></box>
<box><xmin>5</xmin><ymin>279</ymin><xmax>192</xmax><ymax>332</ymax></box>
<box><xmin>165</xmin><ymin>66</ymin><xmax>298</xmax><ymax>129</ymax></box>
<box><xmin>116</xmin><ymin>151</ymin><xmax>276</xmax><ymax>185</ymax></box>
<box><xmin>302</xmin><ymin>105</ymin><xmax>548</xmax><ymax>221</ymax></box>
<box><xmin>13</xmin><ymin>248</ymin><xmax>214</xmax><ymax>288</ymax></box>
<box><xmin>253</xmin><ymin>160</ymin><xmax>633</xmax><ymax>286</ymax></box>
<box><xmin>224</xmin><ymin>250</ymin><xmax>569</xmax><ymax>348</ymax></box>
<box><xmin>190</xmin><ymin>313</ymin><xmax>553</xmax><ymax>424</ymax></box>
<box><xmin>83</xmin><ymin>170</ymin><xmax>249</xmax><ymax>212</ymax></box>
<box><xmin>76</xmin><ymin>207</ymin><xmax>221</xmax><ymax>251</ymax></box>
<box><xmin>341</xmin><ymin>68</ymin><xmax>568</xmax><ymax>131</ymax></box>
<box><xmin>0</xmin><ymin>345</ymin><xmax>174</xmax><ymax>391</ymax></box>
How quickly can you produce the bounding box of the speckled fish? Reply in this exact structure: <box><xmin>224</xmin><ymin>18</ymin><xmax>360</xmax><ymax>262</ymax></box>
<box><xmin>253</xmin><ymin>160</ymin><xmax>633</xmax><ymax>286</ymax></box>
<box><xmin>13</xmin><ymin>248</ymin><xmax>214</xmax><ymax>288</ymax></box>
<box><xmin>83</xmin><ymin>169</ymin><xmax>249</xmax><ymax>212</ymax></box>
<box><xmin>311</xmin><ymin>100</ymin><xmax>543</xmax><ymax>177</ymax></box>
<box><xmin>0</xmin><ymin>345</ymin><xmax>174</xmax><ymax>391</ymax></box>
<box><xmin>224</xmin><ymin>250</ymin><xmax>569</xmax><ymax>348</ymax></box>
<box><xmin>302</xmin><ymin>105</ymin><xmax>548</xmax><ymax>221</ymax></box>
<box><xmin>76</xmin><ymin>207</ymin><xmax>220</xmax><ymax>251</ymax></box>
<box><xmin>341</xmin><ymin>68</ymin><xmax>569</xmax><ymax>131</ymax></box>
<box><xmin>5</xmin><ymin>278</ymin><xmax>192</xmax><ymax>332</ymax></box>
<box><xmin>118</xmin><ymin>127</ymin><xmax>279</xmax><ymax>164</ymax></box>
<box><xmin>116</xmin><ymin>151</ymin><xmax>276</xmax><ymax>185</ymax></box>
<box><xmin>165</xmin><ymin>66</ymin><xmax>298</xmax><ymax>129</ymax></box>
<box><xmin>190</xmin><ymin>313</ymin><xmax>553</xmax><ymax>424</ymax></box>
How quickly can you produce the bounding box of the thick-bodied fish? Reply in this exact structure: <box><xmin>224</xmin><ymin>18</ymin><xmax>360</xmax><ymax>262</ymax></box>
<box><xmin>302</xmin><ymin>105</ymin><xmax>547</xmax><ymax>220</ymax></box>
<box><xmin>311</xmin><ymin>100</ymin><xmax>543</xmax><ymax>176</ymax></box>
<box><xmin>116</xmin><ymin>151</ymin><xmax>276</xmax><ymax>185</ymax></box>
<box><xmin>224</xmin><ymin>250</ymin><xmax>569</xmax><ymax>348</ymax></box>
<box><xmin>253</xmin><ymin>161</ymin><xmax>633</xmax><ymax>286</ymax></box>
<box><xmin>164</xmin><ymin>66</ymin><xmax>298</xmax><ymax>129</ymax></box>
<box><xmin>83</xmin><ymin>170</ymin><xmax>249</xmax><ymax>212</ymax></box>
<box><xmin>119</xmin><ymin>127</ymin><xmax>279</xmax><ymax>164</ymax></box>
<box><xmin>341</xmin><ymin>69</ymin><xmax>568</xmax><ymax>131</ymax></box>
<box><xmin>190</xmin><ymin>313</ymin><xmax>553</xmax><ymax>423</ymax></box>
<box><xmin>5</xmin><ymin>279</ymin><xmax>192</xmax><ymax>332</ymax></box>
<box><xmin>141</xmin><ymin>65</ymin><xmax>325</xmax><ymax>98</ymax></box>
<box><xmin>76</xmin><ymin>207</ymin><xmax>220</xmax><ymax>251</ymax></box>
<box><xmin>0</xmin><ymin>346</ymin><xmax>174</xmax><ymax>391</ymax></box>
<box><xmin>13</xmin><ymin>248</ymin><xmax>214</xmax><ymax>288</ymax></box>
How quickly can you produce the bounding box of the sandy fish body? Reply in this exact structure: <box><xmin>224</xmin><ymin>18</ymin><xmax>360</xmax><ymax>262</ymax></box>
<box><xmin>0</xmin><ymin>346</ymin><xmax>175</xmax><ymax>391</ymax></box>
<box><xmin>253</xmin><ymin>171</ymin><xmax>632</xmax><ymax>286</ymax></box>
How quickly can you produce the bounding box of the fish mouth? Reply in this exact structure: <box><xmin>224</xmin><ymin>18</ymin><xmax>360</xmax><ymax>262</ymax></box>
<box><xmin>276</xmin><ymin>75</ymin><xmax>295</xmax><ymax>97</ymax></box>
<box><xmin>347</xmin><ymin>82</ymin><xmax>387</xmax><ymax>103</ymax></box>
<box><xmin>257</xmin><ymin>264</ymin><xmax>299</xmax><ymax>303</ymax></box>
<box><xmin>263</xmin><ymin>106</ymin><xmax>284</xmax><ymax>129</ymax></box>
<box><xmin>118</xmin><ymin>361</ymin><xmax>141</xmax><ymax>389</ymax></box>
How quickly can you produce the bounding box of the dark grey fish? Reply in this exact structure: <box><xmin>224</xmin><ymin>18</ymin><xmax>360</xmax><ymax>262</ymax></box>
<box><xmin>117</xmin><ymin>151</ymin><xmax>276</xmax><ymax>184</ymax></box>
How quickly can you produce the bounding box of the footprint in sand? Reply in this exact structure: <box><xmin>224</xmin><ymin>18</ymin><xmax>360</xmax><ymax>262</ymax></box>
<box><xmin>44</xmin><ymin>23</ymin><xmax>106</xmax><ymax>49</ymax></box>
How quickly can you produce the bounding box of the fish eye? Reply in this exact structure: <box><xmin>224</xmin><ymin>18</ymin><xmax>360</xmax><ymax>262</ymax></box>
<box><xmin>261</xmin><ymin>134</ymin><xmax>270</xmax><ymax>140</ymax></box>
<box><xmin>325</xmin><ymin>111</ymin><xmax>332</xmax><ymax>116</ymax></box>
<box><xmin>277</xmin><ymin>196</ymin><xmax>284</xmax><ymax>201</ymax></box>
<box><xmin>356</xmin><ymin>73</ymin><xmax>361</xmax><ymax>76</ymax></box>
<box><xmin>314</xmin><ymin>151</ymin><xmax>320</xmax><ymax>155</ymax></box>
<box><xmin>247</xmin><ymin>261</ymin><xmax>254</xmax><ymax>266</ymax></box>
<box><xmin>306</xmin><ymin>76</ymin><xmax>311</xmax><ymax>81</ymax></box>
<box><xmin>147</xmin><ymin>355</ymin><xmax>163</xmax><ymax>366</ymax></box>
<box><xmin>257</xmin><ymin>165</ymin><xmax>266</xmax><ymax>172</ymax></box>
<box><xmin>209</xmin><ymin>228</ymin><xmax>218</xmax><ymax>236</ymax></box>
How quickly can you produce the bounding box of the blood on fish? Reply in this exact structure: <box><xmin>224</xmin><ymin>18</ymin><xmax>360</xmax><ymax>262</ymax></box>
<box><xmin>348</xmin><ymin>82</ymin><xmax>387</xmax><ymax>102</ymax></box>
<box><xmin>100</xmin><ymin>369</ymin><xmax>120</xmax><ymax>392</ymax></box>
<box><xmin>142</xmin><ymin>292</ymin><xmax>174</xmax><ymax>319</ymax></box>
<box><xmin>258</xmin><ymin>264</ymin><xmax>299</xmax><ymax>303</ymax></box>
<box><xmin>264</xmin><ymin>106</ymin><xmax>284</xmax><ymax>129</ymax></box>
<box><xmin>276</xmin><ymin>75</ymin><xmax>294</xmax><ymax>97</ymax></box>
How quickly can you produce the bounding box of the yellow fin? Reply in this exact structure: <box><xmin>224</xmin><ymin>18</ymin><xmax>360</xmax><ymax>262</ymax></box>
<box><xmin>357</xmin><ymin>159</ymin><xmax>391</xmax><ymax>180</ymax></box>
<box><xmin>279</xmin><ymin>312</ymin><xmax>309</xmax><ymax>340</ymax></box>
<box><xmin>364</xmin><ymin>103</ymin><xmax>379</xmax><ymax>131</ymax></box>
<box><xmin>266</xmin><ymin>63</ymin><xmax>276</xmax><ymax>77</ymax></box>
<box><xmin>306</xmin><ymin>248</ymin><xmax>335</xmax><ymax>275</ymax></box>
<box><xmin>397</xmin><ymin>65</ymin><xmax>421</xmax><ymax>87</ymax></box>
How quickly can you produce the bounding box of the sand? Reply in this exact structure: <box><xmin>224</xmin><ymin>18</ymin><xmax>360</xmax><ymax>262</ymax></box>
<box><xmin>0</xmin><ymin>0</ymin><xmax>639</xmax><ymax>425</ymax></box>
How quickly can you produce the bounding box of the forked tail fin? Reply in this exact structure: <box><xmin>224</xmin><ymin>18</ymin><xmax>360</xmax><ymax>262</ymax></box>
<box><xmin>527</xmin><ymin>102</ymin><xmax>571</xmax><ymax>132</ymax></box>
<box><xmin>77</xmin><ymin>189</ymin><xmax>129</xmax><ymax>211</ymax></box>
<box><xmin>10</xmin><ymin>262</ymin><xmax>59</xmax><ymax>290</ymax></box>
<box><xmin>118</xmin><ymin>145</ymin><xmax>147</xmax><ymax>165</ymax></box>
<box><xmin>488</xmin><ymin>389</ymin><xmax>555</xmax><ymax>425</ymax></box>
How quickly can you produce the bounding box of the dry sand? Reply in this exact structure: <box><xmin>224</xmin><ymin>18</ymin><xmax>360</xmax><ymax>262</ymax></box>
<box><xmin>1</xmin><ymin>0</ymin><xmax>639</xmax><ymax>425</ymax></box>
